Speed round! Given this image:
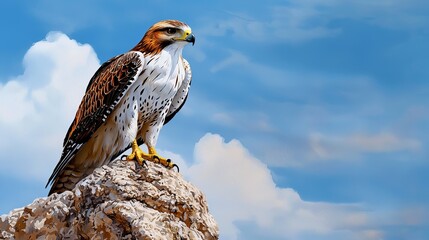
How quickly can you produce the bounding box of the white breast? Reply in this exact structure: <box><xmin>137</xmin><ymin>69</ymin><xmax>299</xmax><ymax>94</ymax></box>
<box><xmin>110</xmin><ymin>45</ymin><xmax>186</xmax><ymax>150</ymax></box>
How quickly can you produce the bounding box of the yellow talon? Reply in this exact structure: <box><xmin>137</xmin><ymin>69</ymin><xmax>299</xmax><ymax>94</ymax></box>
<box><xmin>148</xmin><ymin>146</ymin><xmax>176</xmax><ymax>170</ymax></box>
<box><xmin>125</xmin><ymin>140</ymin><xmax>179</xmax><ymax>171</ymax></box>
<box><xmin>126</xmin><ymin>139</ymin><xmax>146</xmax><ymax>165</ymax></box>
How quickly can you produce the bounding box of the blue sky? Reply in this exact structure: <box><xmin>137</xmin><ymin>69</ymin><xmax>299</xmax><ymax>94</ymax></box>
<box><xmin>0</xmin><ymin>0</ymin><xmax>428</xmax><ymax>239</ymax></box>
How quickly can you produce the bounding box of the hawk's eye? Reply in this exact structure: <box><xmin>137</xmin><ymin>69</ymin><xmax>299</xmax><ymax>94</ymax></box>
<box><xmin>166</xmin><ymin>28</ymin><xmax>177</xmax><ymax>34</ymax></box>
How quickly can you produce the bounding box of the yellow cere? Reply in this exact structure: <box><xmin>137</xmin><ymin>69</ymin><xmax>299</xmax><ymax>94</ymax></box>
<box><xmin>178</xmin><ymin>28</ymin><xmax>192</xmax><ymax>40</ymax></box>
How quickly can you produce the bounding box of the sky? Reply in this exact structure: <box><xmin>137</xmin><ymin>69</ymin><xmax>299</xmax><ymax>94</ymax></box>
<box><xmin>0</xmin><ymin>0</ymin><xmax>428</xmax><ymax>239</ymax></box>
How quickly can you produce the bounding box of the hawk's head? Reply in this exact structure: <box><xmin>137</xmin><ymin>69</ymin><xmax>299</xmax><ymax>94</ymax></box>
<box><xmin>133</xmin><ymin>20</ymin><xmax>195</xmax><ymax>55</ymax></box>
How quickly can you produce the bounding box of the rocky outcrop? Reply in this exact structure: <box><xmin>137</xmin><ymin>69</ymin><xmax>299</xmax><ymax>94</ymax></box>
<box><xmin>0</xmin><ymin>160</ymin><xmax>218</xmax><ymax>239</ymax></box>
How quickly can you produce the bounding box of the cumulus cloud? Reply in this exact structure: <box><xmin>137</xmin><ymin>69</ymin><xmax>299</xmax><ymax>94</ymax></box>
<box><xmin>185</xmin><ymin>133</ymin><xmax>381</xmax><ymax>240</ymax></box>
<box><xmin>0</xmin><ymin>32</ymin><xmax>100</xmax><ymax>180</ymax></box>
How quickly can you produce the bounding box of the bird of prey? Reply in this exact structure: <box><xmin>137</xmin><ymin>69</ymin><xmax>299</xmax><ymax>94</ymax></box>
<box><xmin>46</xmin><ymin>20</ymin><xmax>195</xmax><ymax>195</ymax></box>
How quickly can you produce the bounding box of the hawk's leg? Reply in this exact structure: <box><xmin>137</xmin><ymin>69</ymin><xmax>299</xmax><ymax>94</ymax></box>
<box><xmin>126</xmin><ymin>139</ymin><xmax>179</xmax><ymax>171</ymax></box>
<box><xmin>126</xmin><ymin>139</ymin><xmax>146</xmax><ymax>166</ymax></box>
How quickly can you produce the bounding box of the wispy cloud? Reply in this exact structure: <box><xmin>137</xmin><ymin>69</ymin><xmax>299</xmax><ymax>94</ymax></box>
<box><xmin>309</xmin><ymin>132</ymin><xmax>421</xmax><ymax>160</ymax></box>
<box><xmin>293</xmin><ymin>0</ymin><xmax>429</xmax><ymax>30</ymax></box>
<box><xmin>201</xmin><ymin>8</ymin><xmax>340</xmax><ymax>43</ymax></box>
<box><xmin>203</xmin><ymin>49</ymin><xmax>427</xmax><ymax>168</ymax></box>
<box><xmin>197</xmin><ymin>0</ymin><xmax>429</xmax><ymax>47</ymax></box>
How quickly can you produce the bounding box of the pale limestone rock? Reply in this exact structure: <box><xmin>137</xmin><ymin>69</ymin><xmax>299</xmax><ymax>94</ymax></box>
<box><xmin>0</xmin><ymin>160</ymin><xmax>219</xmax><ymax>239</ymax></box>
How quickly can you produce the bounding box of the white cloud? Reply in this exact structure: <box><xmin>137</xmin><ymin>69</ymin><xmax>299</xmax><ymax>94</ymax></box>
<box><xmin>185</xmin><ymin>133</ymin><xmax>382</xmax><ymax>240</ymax></box>
<box><xmin>0</xmin><ymin>32</ymin><xmax>100</xmax><ymax>180</ymax></box>
<box><xmin>0</xmin><ymin>81</ymin><xmax>36</xmax><ymax>124</ymax></box>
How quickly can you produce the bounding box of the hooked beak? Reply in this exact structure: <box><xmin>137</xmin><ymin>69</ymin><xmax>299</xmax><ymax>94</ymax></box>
<box><xmin>185</xmin><ymin>33</ymin><xmax>195</xmax><ymax>46</ymax></box>
<box><xmin>176</xmin><ymin>29</ymin><xmax>195</xmax><ymax>45</ymax></box>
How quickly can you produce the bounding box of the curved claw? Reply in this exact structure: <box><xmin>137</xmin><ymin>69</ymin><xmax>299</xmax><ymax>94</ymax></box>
<box><xmin>142</xmin><ymin>160</ymin><xmax>148</xmax><ymax>168</ymax></box>
<box><xmin>120</xmin><ymin>154</ymin><xmax>128</xmax><ymax>160</ymax></box>
<box><xmin>166</xmin><ymin>159</ymin><xmax>173</xmax><ymax>169</ymax></box>
<box><xmin>172</xmin><ymin>164</ymin><xmax>180</xmax><ymax>172</ymax></box>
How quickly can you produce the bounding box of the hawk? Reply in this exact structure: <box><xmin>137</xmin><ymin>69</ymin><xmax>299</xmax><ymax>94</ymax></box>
<box><xmin>46</xmin><ymin>20</ymin><xmax>195</xmax><ymax>195</ymax></box>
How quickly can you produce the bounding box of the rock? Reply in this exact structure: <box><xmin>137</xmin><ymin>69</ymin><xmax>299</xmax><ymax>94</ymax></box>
<box><xmin>0</xmin><ymin>160</ymin><xmax>219</xmax><ymax>239</ymax></box>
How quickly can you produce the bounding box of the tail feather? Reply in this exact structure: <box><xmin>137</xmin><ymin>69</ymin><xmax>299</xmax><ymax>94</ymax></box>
<box><xmin>48</xmin><ymin>165</ymin><xmax>85</xmax><ymax>195</ymax></box>
<box><xmin>46</xmin><ymin>141</ymin><xmax>83</xmax><ymax>189</ymax></box>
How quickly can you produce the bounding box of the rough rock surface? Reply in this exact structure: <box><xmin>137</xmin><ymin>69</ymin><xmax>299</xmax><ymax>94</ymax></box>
<box><xmin>0</xmin><ymin>160</ymin><xmax>219</xmax><ymax>239</ymax></box>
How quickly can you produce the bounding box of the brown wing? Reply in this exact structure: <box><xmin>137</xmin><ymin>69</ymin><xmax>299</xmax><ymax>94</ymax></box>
<box><xmin>46</xmin><ymin>51</ymin><xmax>145</xmax><ymax>188</ymax></box>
